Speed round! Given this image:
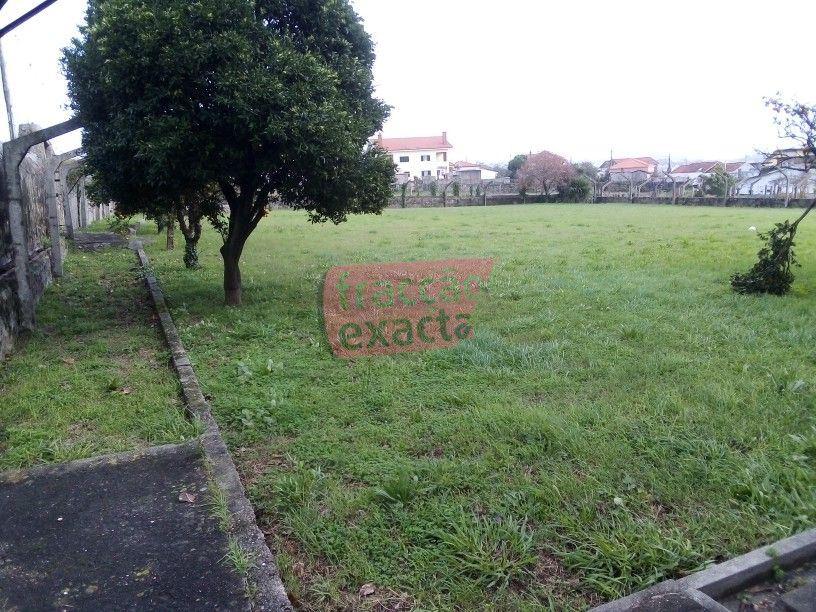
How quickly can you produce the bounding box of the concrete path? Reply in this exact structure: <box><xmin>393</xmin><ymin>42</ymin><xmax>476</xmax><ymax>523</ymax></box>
<box><xmin>0</xmin><ymin>442</ymin><xmax>250</xmax><ymax>611</ymax></box>
<box><xmin>73</xmin><ymin>232</ymin><xmax>127</xmax><ymax>251</ymax></box>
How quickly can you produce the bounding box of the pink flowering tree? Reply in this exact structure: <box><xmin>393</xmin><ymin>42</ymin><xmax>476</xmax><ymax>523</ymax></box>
<box><xmin>517</xmin><ymin>151</ymin><xmax>576</xmax><ymax>199</ymax></box>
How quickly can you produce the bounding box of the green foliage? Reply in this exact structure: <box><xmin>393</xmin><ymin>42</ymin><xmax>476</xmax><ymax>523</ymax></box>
<box><xmin>437</xmin><ymin>515</ymin><xmax>536</xmax><ymax>590</ymax></box>
<box><xmin>372</xmin><ymin>470</ymin><xmax>429</xmax><ymax>506</ymax></box>
<box><xmin>452</xmin><ymin>182</ymin><xmax>461</xmax><ymax>197</ymax></box>
<box><xmin>143</xmin><ymin>205</ymin><xmax>816</xmax><ymax>609</ymax></box>
<box><xmin>560</xmin><ymin>176</ymin><xmax>591</xmax><ymax>202</ymax></box>
<box><xmin>429</xmin><ymin>181</ymin><xmax>438</xmax><ymax>197</ymax></box>
<box><xmin>0</xmin><ymin>247</ymin><xmax>195</xmax><ymax>469</ymax></box>
<box><xmin>107</xmin><ymin>214</ymin><xmax>133</xmax><ymax>237</ymax></box>
<box><xmin>63</xmin><ymin>0</ymin><xmax>395</xmax><ymax>302</ymax></box>
<box><xmin>573</xmin><ymin>161</ymin><xmax>599</xmax><ymax>179</ymax></box>
<box><xmin>508</xmin><ymin>154</ymin><xmax>527</xmax><ymax>179</ymax></box>
<box><xmin>703</xmin><ymin>166</ymin><xmax>736</xmax><ymax>198</ymax></box>
<box><xmin>400</xmin><ymin>182</ymin><xmax>408</xmax><ymax>208</ymax></box>
<box><xmin>731</xmin><ymin>221</ymin><xmax>799</xmax><ymax>295</ymax></box>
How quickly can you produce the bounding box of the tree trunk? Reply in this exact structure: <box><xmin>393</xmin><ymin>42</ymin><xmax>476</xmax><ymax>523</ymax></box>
<box><xmin>182</xmin><ymin>231</ymin><xmax>200</xmax><ymax>269</ymax></box>
<box><xmin>166</xmin><ymin>216</ymin><xmax>175</xmax><ymax>250</ymax></box>
<box><xmin>221</xmin><ymin>244</ymin><xmax>243</xmax><ymax>306</ymax></box>
<box><xmin>177</xmin><ymin>210</ymin><xmax>202</xmax><ymax>269</ymax></box>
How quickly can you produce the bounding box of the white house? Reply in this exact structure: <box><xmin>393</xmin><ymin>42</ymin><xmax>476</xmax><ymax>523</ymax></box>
<box><xmin>375</xmin><ymin>133</ymin><xmax>453</xmax><ymax>180</ymax></box>
<box><xmin>451</xmin><ymin>161</ymin><xmax>498</xmax><ymax>183</ymax></box>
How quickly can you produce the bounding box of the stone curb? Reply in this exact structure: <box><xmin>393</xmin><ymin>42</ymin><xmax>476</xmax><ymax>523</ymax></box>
<box><xmin>134</xmin><ymin>243</ymin><xmax>292</xmax><ymax>612</ymax></box>
<box><xmin>592</xmin><ymin>528</ymin><xmax>816</xmax><ymax>611</ymax></box>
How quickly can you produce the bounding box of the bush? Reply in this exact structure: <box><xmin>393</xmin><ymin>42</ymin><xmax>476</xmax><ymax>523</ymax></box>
<box><xmin>559</xmin><ymin>176</ymin><xmax>591</xmax><ymax>202</ymax></box>
<box><xmin>107</xmin><ymin>214</ymin><xmax>134</xmax><ymax>236</ymax></box>
<box><xmin>731</xmin><ymin>221</ymin><xmax>798</xmax><ymax>295</ymax></box>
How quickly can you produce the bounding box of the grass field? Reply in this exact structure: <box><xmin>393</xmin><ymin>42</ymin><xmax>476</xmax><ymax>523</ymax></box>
<box><xmin>0</xmin><ymin>247</ymin><xmax>196</xmax><ymax>470</ymax></box>
<box><xmin>142</xmin><ymin>203</ymin><xmax>816</xmax><ymax>609</ymax></box>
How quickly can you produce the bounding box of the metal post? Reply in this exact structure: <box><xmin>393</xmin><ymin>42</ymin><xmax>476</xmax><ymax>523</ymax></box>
<box><xmin>0</xmin><ymin>40</ymin><xmax>14</xmax><ymax>139</ymax></box>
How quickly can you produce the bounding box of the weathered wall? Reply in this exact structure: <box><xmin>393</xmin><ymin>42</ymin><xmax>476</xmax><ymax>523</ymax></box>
<box><xmin>389</xmin><ymin>193</ymin><xmax>551</xmax><ymax>208</ymax></box>
<box><xmin>0</xmin><ymin>138</ymin><xmax>63</xmax><ymax>359</ymax></box>
<box><xmin>596</xmin><ymin>196</ymin><xmax>811</xmax><ymax>208</ymax></box>
<box><xmin>389</xmin><ymin>193</ymin><xmax>812</xmax><ymax>210</ymax></box>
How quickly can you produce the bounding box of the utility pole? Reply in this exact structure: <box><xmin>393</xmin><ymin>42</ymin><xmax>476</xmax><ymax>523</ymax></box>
<box><xmin>0</xmin><ymin>39</ymin><xmax>14</xmax><ymax>138</ymax></box>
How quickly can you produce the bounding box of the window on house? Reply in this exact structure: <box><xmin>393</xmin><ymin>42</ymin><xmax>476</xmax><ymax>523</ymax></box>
<box><xmin>399</xmin><ymin>156</ymin><xmax>409</xmax><ymax>163</ymax></box>
<box><xmin>421</xmin><ymin>170</ymin><xmax>432</xmax><ymax>177</ymax></box>
<box><xmin>436</xmin><ymin>152</ymin><xmax>447</xmax><ymax>162</ymax></box>
<box><xmin>420</xmin><ymin>155</ymin><xmax>431</xmax><ymax>162</ymax></box>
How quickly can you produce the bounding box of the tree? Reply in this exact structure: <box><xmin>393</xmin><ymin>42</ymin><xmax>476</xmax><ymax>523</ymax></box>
<box><xmin>731</xmin><ymin>96</ymin><xmax>816</xmax><ymax>295</ymax></box>
<box><xmin>702</xmin><ymin>165</ymin><xmax>736</xmax><ymax>199</ymax></box>
<box><xmin>64</xmin><ymin>0</ymin><xmax>394</xmax><ymax>305</ymax></box>
<box><xmin>560</xmin><ymin>176</ymin><xmax>591</xmax><ymax>202</ymax></box>
<box><xmin>517</xmin><ymin>151</ymin><xmax>575</xmax><ymax>199</ymax></box>
<box><xmin>177</xmin><ymin>185</ymin><xmax>224</xmax><ymax>269</ymax></box>
<box><xmin>573</xmin><ymin>161</ymin><xmax>599</xmax><ymax>179</ymax></box>
<box><xmin>508</xmin><ymin>154</ymin><xmax>527</xmax><ymax>180</ymax></box>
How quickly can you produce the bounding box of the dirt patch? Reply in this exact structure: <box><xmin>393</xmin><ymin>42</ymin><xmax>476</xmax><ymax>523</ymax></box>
<box><xmin>233</xmin><ymin>442</ymin><xmax>294</xmax><ymax>490</ymax></box>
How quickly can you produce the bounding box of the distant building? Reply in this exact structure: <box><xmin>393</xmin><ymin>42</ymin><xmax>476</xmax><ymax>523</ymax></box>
<box><xmin>737</xmin><ymin>150</ymin><xmax>816</xmax><ymax>196</ymax></box>
<box><xmin>671</xmin><ymin>161</ymin><xmax>757</xmax><ymax>189</ymax></box>
<box><xmin>598</xmin><ymin>157</ymin><xmax>660</xmax><ymax>187</ymax></box>
<box><xmin>451</xmin><ymin>161</ymin><xmax>498</xmax><ymax>183</ymax></box>
<box><xmin>375</xmin><ymin>133</ymin><xmax>454</xmax><ymax>180</ymax></box>
<box><xmin>599</xmin><ymin>157</ymin><xmax>659</xmax><ymax>178</ymax></box>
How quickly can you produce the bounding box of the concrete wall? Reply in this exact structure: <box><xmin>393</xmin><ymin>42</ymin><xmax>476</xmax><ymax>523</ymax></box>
<box><xmin>0</xmin><ymin>247</ymin><xmax>55</xmax><ymax>360</ymax></box>
<box><xmin>389</xmin><ymin>193</ymin><xmax>551</xmax><ymax>208</ymax></box>
<box><xmin>0</xmin><ymin>136</ymin><xmax>68</xmax><ymax>358</ymax></box>
<box><xmin>596</xmin><ymin>196</ymin><xmax>812</xmax><ymax>208</ymax></box>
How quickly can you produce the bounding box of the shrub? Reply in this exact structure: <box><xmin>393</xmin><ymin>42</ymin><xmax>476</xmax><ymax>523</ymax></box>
<box><xmin>560</xmin><ymin>176</ymin><xmax>591</xmax><ymax>202</ymax></box>
<box><xmin>731</xmin><ymin>221</ymin><xmax>799</xmax><ymax>295</ymax></box>
<box><xmin>107</xmin><ymin>214</ymin><xmax>133</xmax><ymax>236</ymax></box>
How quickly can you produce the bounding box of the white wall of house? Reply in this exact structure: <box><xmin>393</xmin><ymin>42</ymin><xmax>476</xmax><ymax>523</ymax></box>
<box><xmin>391</xmin><ymin>149</ymin><xmax>452</xmax><ymax>179</ymax></box>
<box><xmin>739</xmin><ymin>169</ymin><xmax>816</xmax><ymax>196</ymax></box>
<box><xmin>453</xmin><ymin>166</ymin><xmax>498</xmax><ymax>182</ymax></box>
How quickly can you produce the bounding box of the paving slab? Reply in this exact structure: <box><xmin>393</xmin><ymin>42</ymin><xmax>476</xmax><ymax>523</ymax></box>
<box><xmin>0</xmin><ymin>442</ymin><xmax>249</xmax><ymax>611</ymax></box>
<box><xmin>73</xmin><ymin>232</ymin><xmax>127</xmax><ymax>251</ymax></box>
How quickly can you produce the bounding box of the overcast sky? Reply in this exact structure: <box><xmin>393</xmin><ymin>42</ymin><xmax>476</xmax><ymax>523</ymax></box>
<box><xmin>2</xmin><ymin>0</ymin><xmax>815</xmax><ymax>164</ymax></box>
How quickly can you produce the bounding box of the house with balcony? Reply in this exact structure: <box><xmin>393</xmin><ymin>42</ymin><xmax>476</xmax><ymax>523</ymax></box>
<box><xmin>375</xmin><ymin>133</ymin><xmax>453</xmax><ymax>181</ymax></box>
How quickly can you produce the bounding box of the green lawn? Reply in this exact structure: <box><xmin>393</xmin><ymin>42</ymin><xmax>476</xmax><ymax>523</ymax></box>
<box><xmin>0</xmin><ymin>247</ymin><xmax>196</xmax><ymax>470</ymax></box>
<box><xmin>143</xmin><ymin>204</ymin><xmax>816</xmax><ymax>610</ymax></box>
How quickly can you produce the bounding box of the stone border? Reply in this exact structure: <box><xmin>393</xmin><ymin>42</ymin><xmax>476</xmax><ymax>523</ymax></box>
<box><xmin>134</xmin><ymin>242</ymin><xmax>292</xmax><ymax>612</ymax></box>
<box><xmin>593</xmin><ymin>528</ymin><xmax>816</xmax><ymax>611</ymax></box>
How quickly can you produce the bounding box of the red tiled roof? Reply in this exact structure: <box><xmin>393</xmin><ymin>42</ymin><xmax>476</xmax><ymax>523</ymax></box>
<box><xmin>725</xmin><ymin>162</ymin><xmax>747</xmax><ymax>172</ymax></box>
<box><xmin>377</xmin><ymin>134</ymin><xmax>453</xmax><ymax>152</ymax></box>
<box><xmin>453</xmin><ymin>160</ymin><xmax>492</xmax><ymax>171</ymax></box>
<box><xmin>671</xmin><ymin>161</ymin><xmax>720</xmax><ymax>174</ymax></box>
<box><xmin>607</xmin><ymin>157</ymin><xmax>658</xmax><ymax>172</ymax></box>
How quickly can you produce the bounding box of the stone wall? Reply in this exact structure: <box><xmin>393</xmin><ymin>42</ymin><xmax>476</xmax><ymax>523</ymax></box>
<box><xmin>0</xmin><ymin>247</ymin><xmax>55</xmax><ymax>360</ymax></box>
<box><xmin>0</xmin><ymin>140</ymin><xmax>62</xmax><ymax>359</ymax></box>
<box><xmin>389</xmin><ymin>193</ymin><xmax>551</xmax><ymax>208</ymax></box>
<box><xmin>388</xmin><ymin>194</ymin><xmax>813</xmax><ymax>210</ymax></box>
<box><xmin>596</xmin><ymin>196</ymin><xmax>811</xmax><ymax>208</ymax></box>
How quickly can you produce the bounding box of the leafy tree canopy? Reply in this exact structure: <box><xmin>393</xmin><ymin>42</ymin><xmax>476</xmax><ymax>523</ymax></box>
<box><xmin>508</xmin><ymin>154</ymin><xmax>527</xmax><ymax>179</ymax></box>
<box><xmin>64</xmin><ymin>0</ymin><xmax>394</xmax><ymax>304</ymax></box>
